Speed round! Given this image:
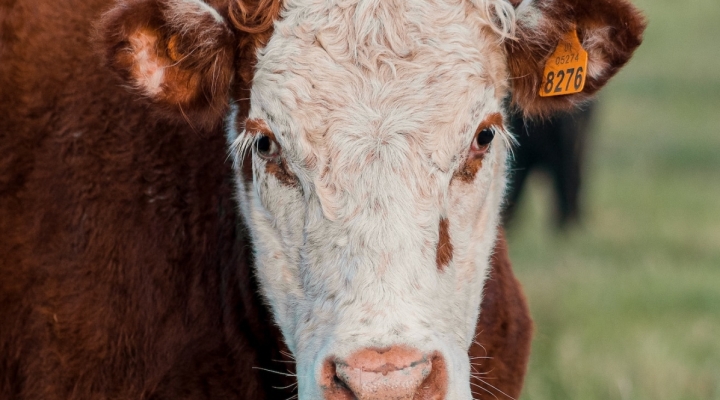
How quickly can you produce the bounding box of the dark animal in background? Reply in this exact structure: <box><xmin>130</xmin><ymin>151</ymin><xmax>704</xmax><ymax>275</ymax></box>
<box><xmin>503</xmin><ymin>103</ymin><xmax>597</xmax><ymax>229</ymax></box>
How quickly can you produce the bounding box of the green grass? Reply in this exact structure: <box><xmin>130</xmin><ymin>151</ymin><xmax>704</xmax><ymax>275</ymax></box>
<box><xmin>508</xmin><ymin>0</ymin><xmax>720</xmax><ymax>399</ymax></box>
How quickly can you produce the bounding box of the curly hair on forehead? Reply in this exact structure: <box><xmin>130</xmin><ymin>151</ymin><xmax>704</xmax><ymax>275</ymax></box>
<box><xmin>229</xmin><ymin>0</ymin><xmax>282</xmax><ymax>33</ymax></box>
<box><xmin>228</xmin><ymin>0</ymin><xmax>283</xmax><ymax>83</ymax></box>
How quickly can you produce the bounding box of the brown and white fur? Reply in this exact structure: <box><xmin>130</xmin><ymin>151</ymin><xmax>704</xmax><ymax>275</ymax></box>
<box><xmin>0</xmin><ymin>0</ymin><xmax>645</xmax><ymax>398</ymax></box>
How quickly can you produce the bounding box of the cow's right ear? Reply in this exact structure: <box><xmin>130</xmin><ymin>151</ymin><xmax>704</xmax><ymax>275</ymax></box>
<box><xmin>98</xmin><ymin>0</ymin><xmax>235</xmax><ymax>129</ymax></box>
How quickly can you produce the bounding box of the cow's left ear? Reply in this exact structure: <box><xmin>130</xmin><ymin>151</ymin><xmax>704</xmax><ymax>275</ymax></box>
<box><xmin>98</xmin><ymin>0</ymin><xmax>235</xmax><ymax>129</ymax></box>
<box><xmin>505</xmin><ymin>0</ymin><xmax>647</xmax><ymax>117</ymax></box>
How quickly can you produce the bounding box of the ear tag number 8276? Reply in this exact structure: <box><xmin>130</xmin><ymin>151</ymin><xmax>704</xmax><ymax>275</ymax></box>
<box><xmin>539</xmin><ymin>30</ymin><xmax>588</xmax><ymax>97</ymax></box>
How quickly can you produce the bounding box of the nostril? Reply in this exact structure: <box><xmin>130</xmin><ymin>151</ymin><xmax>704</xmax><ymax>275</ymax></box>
<box><xmin>415</xmin><ymin>353</ymin><xmax>448</xmax><ymax>400</ymax></box>
<box><xmin>332</xmin><ymin>372</ymin><xmax>349</xmax><ymax>391</ymax></box>
<box><xmin>320</xmin><ymin>358</ymin><xmax>354</xmax><ymax>400</ymax></box>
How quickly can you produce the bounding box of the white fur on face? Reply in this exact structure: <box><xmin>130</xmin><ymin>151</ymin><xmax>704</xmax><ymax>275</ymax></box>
<box><xmin>231</xmin><ymin>0</ymin><xmax>515</xmax><ymax>398</ymax></box>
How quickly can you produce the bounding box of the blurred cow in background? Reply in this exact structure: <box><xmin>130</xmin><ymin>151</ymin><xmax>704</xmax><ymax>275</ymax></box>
<box><xmin>503</xmin><ymin>102</ymin><xmax>597</xmax><ymax>229</ymax></box>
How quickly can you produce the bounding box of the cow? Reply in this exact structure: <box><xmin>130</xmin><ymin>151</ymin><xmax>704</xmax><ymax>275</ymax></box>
<box><xmin>0</xmin><ymin>0</ymin><xmax>645</xmax><ymax>399</ymax></box>
<box><xmin>503</xmin><ymin>102</ymin><xmax>596</xmax><ymax>229</ymax></box>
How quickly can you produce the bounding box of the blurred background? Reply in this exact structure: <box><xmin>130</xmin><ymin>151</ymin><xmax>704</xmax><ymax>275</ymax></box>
<box><xmin>506</xmin><ymin>0</ymin><xmax>720</xmax><ymax>399</ymax></box>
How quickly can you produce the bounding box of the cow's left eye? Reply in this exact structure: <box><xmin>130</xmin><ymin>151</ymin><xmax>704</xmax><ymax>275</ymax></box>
<box><xmin>470</xmin><ymin>127</ymin><xmax>495</xmax><ymax>156</ymax></box>
<box><xmin>256</xmin><ymin>135</ymin><xmax>280</xmax><ymax>159</ymax></box>
<box><xmin>476</xmin><ymin>128</ymin><xmax>495</xmax><ymax>147</ymax></box>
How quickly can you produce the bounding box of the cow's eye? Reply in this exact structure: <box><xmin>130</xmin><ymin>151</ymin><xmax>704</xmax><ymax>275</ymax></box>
<box><xmin>256</xmin><ymin>135</ymin><xmax>280</xmax><ymax>159</ymax></box>
<box><xmin>476</xmin><ymin>128</ymin><xmax>495</xmax><ymax>147</ymax></box>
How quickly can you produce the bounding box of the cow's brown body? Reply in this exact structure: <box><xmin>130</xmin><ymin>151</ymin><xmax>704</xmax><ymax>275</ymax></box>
<box><xmin>0</xmin><ymin>0</ymin><xmax>531</xmax><ymax>398</ymax></box>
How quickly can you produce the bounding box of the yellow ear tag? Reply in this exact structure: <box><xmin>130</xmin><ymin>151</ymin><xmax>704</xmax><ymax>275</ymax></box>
<box><xmin>539</xmin><ymin>30</ymin><xmax>588</xmax><ymax>97</ymax></box>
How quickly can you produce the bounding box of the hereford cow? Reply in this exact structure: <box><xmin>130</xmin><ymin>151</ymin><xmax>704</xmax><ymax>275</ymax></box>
<box><xmin>0</xmin><ymin>0</ymin><xmax>644</xmax><ymax>399</ymax></box>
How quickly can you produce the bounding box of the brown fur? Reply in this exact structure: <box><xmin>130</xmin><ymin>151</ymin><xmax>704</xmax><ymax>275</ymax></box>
<box><xmin>1</xmin><ymin>0</ymin><xmax>291</xmax><ymax>398</ymax></box>
<box><xmin>0</xmin><ymin>0</ymin><xmax>531</xmax><ymax>398</ymax></box>
<box><xmin>245</xmin><ymin>119</ymin><xmax>298</xmax><ymax>185</ymax></box>
<box><xmin>436</xmin><ymin>218</ymin><xmax>453</xmax><ymax>271</ymax></box>
<box><xmin>265</xmin><ymin>158</ymin><xmax>298</xmax><ymax>186</ymax></box>
<box><xmin>453</xmin><ymin>113</ymin><xmax>503</xmax><ymax>183</ymax></box>
<box><xmin>98</xmin><ymin>0</ymin><xmax>237</xmax><ymax>130</ymax></box>
<box><xmin>506</xmin><ymin>0</ymin><xmax>646</xmax><ymax>117</ymax></box>
<box><xmin>454</xmin><ymin>155</ymin><xmax>485</xmax><ymax>183</ymax></box>
<box><xmin>227</xmin><ymin>0</ymin><xmax>283</xmax><ymax>85</ymax></box>
<box><xmin>482</xmin><ymin>112</ymin><xmax>505</xmax><ymax>131</ymax></box>
<box><xmin>245</xmin><ymin>117</ymin><xmax>273</xmax><ymax>135</ymax></box>
<box><xmin>470</xmin><ymin>230</ymin><xmax>534</xmax><ymax>399</ymax></box>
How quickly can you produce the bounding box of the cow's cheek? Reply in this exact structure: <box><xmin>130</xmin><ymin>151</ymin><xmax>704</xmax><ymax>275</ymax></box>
<box><xmin>247</xmin><ymin>174</ymin><xmax>308</xmax><ymax>351</ymax></box>
<box><xmin>444</xmin><ymin>145</ymin><xmax>509</xmax><ymax>347</ymax></box>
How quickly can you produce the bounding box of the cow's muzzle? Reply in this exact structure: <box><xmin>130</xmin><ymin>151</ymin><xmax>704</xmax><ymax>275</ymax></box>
<box><xmin>320</xmin><ymin>346</ymin><xmax>448</xmax><ymax>399</ymax></box>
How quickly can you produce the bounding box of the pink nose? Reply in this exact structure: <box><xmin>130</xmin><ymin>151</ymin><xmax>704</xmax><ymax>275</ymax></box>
<box><xmin>321</xmin><ymin>347</ymin><xmax>447</xmax><ymax>400</ymax></box>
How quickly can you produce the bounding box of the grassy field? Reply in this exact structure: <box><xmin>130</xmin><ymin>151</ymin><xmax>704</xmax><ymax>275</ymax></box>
<box><xmin>508</xmin><ymin>0</ymin><xmax>720</xmax><ymax>399</ymax></box>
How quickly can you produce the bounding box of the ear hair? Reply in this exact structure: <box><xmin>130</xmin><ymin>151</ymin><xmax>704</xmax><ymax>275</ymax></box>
<box><xmin>227</xmin><ymin>0</ymin><xmax>283</xmax><ymax>85</ymax></box>
<box><xmin>98</xmin><ymin>0</ymin><xmax>236</xmax><ymax>130</ymax></box>
<box><xmin>505</xmin><ymin>0</ymin><xmax>646</xmax><ymax>117</ymax></box>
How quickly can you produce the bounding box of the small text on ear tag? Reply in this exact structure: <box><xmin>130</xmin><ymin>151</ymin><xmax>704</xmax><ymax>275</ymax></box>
<box><xmin>539</xmin><ymin>30</ymin><xmax>588</xmax><ymax>97</ymax></box>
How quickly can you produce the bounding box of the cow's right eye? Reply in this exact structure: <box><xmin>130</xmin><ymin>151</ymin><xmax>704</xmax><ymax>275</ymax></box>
<box><xmin>256</xmin><ymin>135</ymin><xmax>280</xmax><ymax>159</ymax></box>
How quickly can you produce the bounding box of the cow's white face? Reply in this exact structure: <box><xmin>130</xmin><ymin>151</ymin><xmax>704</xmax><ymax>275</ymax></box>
<box><xmin>100</xmin><ymin>0</ymin><xmax>644</xmax><ymax>397</ymax></box>
<box><xmin>230</xmin><ymin>0</ymin><xmax>515</xmax><ymax>397</ymax></box>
